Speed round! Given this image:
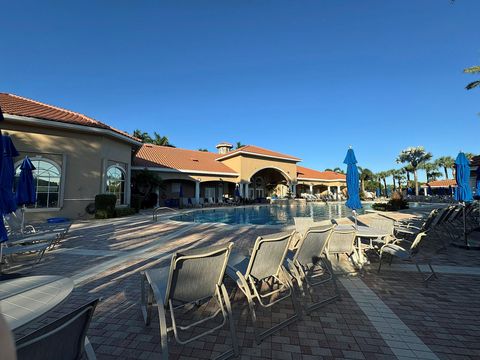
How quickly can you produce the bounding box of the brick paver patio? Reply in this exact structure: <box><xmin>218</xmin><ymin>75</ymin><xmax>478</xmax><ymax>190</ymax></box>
<box><xmin>4</xmin><ymin>207</ymin><xmax>480</xmax><ymax>359</ymax></box>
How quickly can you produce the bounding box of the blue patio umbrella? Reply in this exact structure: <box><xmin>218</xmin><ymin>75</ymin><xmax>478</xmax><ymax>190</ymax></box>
<box><xmin>476</xmin><ymin>166</ymin><xmax>480</xmax><ymax>197</ymax></box>
<box><xmin>0</xmin><ymin>105</ymin><xmax>6</xmax><ymax>243</ymax></box>
<box><xmin>343</xmin><ymin>147</ymin><xmax>362</xmax><ymax>227</ymax></box>
<box><xmin>0</xmin><ymin>135</ymin><xmax>19</xmax><ymax>215</ymax></box>
<box><xmin>16</xmin><ymin>157</ymin><xmax>36</xmax><ymax>232</ymax></box>
<box><xmin>16</xmin><ymin>156</ymin><xmax>36</xmax><ymax>206</ymax></box>
<box><xmin>454</xmin><ymin>152</ymin><xmax>473</xmax><ymax>247</ymax></box>
<box><xmin>375</xmin><ymin>188</ymin><xmax>381</xmax><ymax>198</ymax></box>
<box><xmin>454</xmin><ymin>152</ymin><xmax>473</xmax><ymax>202</ymax></box>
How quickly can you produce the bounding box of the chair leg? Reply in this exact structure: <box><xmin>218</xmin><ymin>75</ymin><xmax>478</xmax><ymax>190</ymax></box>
<box><xmin>377</xmin><ymin>253</ymin><xmax>383</xmax><ymax>273</ymax></box>
<box><xmin>219</xmin><ymin>284</ymin><xmax>239</xmax><ymax>359</ymax></box>
<box><xmin>84</xmin><ymin>336</ymin><xmax>97</xmax><ymax>360</ymax></box>
<box><xmin>156</xmin><ymin>303</ymin><xmax>169</xmax><ymax>360</ymax></box>
<box><xmin>140</xmin><ymin>273</ymin><xmax>153</xmax><ymax>326</ymax></box>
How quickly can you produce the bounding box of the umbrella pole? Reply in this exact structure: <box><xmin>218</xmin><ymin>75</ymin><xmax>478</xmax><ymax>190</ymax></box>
<box><xmin>21</xmin><ymin>206</ymin><xmax>25</xmax><ymax>234</ymax></box>
<box><xmin>353</xmin><ymin>210</ymin><xmax>358</xmax><ymax>229</ymax></box>
<box><xmin>463</xmin><ymin>202</ymin><xmax>468</xmax><ymax>247</ymax></box>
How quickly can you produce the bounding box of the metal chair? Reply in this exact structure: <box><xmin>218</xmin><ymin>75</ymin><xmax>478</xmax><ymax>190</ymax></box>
<box><xmin>286</xmin><ymin>226</ymin><xmax>341</xmax><ymax>313</ymax></box>
<box><xmin>325</xmin><ymin>229</ymin><xmax>358</xmax><ymax>265</ymax></box>
<box><xmin>141</xmin><ymin>243</ymin><xmax>238</xmax><ymax>360</ymax></box>
<box><xmin>16</xmin><ymin>299</ymin><xmax>99</xmax><ymax>360</ymax></box>
<box><xmin>378</xmin><ymin>231</ymin><xmax>437</xmax><ymax>286</ymax></box>
<box><xmin>226</xmin><ymin>231</ymin><xmax>301</xmax><ymax>344</ymax></box>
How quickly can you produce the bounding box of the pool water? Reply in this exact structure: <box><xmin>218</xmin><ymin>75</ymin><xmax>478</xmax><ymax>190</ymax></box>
<box><xmin>172</xmin><ymin>203</ymin><xmax>372</xmax><ymax>226</ymax></box>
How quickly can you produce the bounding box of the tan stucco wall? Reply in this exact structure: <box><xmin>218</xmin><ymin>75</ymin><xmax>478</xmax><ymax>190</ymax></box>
<box><xmin>220</xmin><ymin>154</ymin><xmax>297</xmax><ymax>183</ymax></box>
<box><xmin>2</xmin><ymin>120</ymin><xmax>134</xmax><ymax>222</ymax></box>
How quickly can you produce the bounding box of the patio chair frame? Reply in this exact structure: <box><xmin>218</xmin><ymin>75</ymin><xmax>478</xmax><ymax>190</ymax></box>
<box><xmin>141</xmin><ymin>243</ymin><xmax>238</xmax><ymax>360</ymax></box>
<box><xmin>226</xmin><ymin>231</ymin><xmax>301</xmax><ymax>345</ymax></box>
<box><xmin>286</xmin><ymin>226</ymin><xmax>341</xmax><ymax>314</ymax></box>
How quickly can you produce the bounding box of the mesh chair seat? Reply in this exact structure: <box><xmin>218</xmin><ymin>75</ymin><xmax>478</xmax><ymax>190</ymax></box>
<box><xmin>380</xmin><ymin>244</ymin><xmax>410</xmax><ymax>259</ymax></box>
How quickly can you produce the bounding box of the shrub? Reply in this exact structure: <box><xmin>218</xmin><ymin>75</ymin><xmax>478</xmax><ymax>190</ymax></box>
<box><xmin>115</xmin><ymin>207</ymin><xmax>137</xmax><ymax>217</ymax></box>
<box><xmin>95</xmin><ymin>194</ymin><xmax>117</xmax><ymax>218</ymax></box>
<box><xmin>95</xmin><ymin>210</ymin><xmax>110</xmax><ymax>219</ymax></box>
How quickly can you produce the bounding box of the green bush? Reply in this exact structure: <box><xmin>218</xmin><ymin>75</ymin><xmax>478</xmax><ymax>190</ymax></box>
<box><xmin>95</xmin><ymin>210</ymin><xmax>110</xmax><ymax>219</ymax></box>
<box><xmin>95</xmin><ymin>194</ymin><xmax>117</xmax><ymax>218</ymax></box>
<box><xmin>371</xmin><ymin>199</ymin><xmax>409</xmax><ymax>212</ymax></box>
<box><xmin>115</xmin><ymin>207</ymin><xmax>137</xmax><ymax>217</ymax></box>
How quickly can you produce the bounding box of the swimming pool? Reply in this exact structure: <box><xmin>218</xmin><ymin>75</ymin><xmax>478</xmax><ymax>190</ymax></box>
<box><xmin>172</xmin><ymin>203</ymin><xmax>372</xmax><ymax>226</ymax></box>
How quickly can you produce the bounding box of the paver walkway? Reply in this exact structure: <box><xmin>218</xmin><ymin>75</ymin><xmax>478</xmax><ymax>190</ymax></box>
<box><xmin>4</xmin><ymin>209</ymin><xmax>480</xmax><ymax>359</ymax></box>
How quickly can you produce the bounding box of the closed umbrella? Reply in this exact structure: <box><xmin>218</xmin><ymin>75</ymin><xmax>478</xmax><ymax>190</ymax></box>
<box><xmin>476</xmin><ymin>166</ymin><xmax>480</xmax><ymax>197</ymax></box>
<box><xmin>343</xmin><ymin>147</ymin><xmax>362</xmax><ymax>228</ymax></box>
<box><xmin>16</xmin><ymin>156</ymin><xmax>36</xmax><ymax>232</ymax></box>
<box><xmin>0</xmin><ymin>105</ymin><xmax>6</xmax><ymax>243</ymax></box>
<box><xmin>454</xmin><ymin>152</ymin><xmax>473</xmax><ymax>247</ymax></box>
<box><xmin>235</xmin><ymin>185</ymin><xmax>240</xmax><ymax>198</ymax></box>
<box><xmin>0</xmin><ymin>135</ymin><xmax>19</xmax><ymax>215</ymax></box>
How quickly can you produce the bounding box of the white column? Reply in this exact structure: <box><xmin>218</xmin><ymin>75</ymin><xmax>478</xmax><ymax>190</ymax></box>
<box><xmin>327</xmin><ymin>186</ymin><xmax>331</xmax><ymax>194</ymax></box>
<box><xmin>245</xmin><ymin>183</ymin><xmax>249</xmax><ymax>199</ymax></box>
<box><xmin>292</xmin><ymin>183</ymin><xmax>297</xmax><ymax>198</ymax></box>
<box><xmin>337</xmin><ymin>185</ymin><xmax>341</xmax><ymax>200</ymax></box>
<box><xmin>309</xmin><ymin>184</ymin><xmax>313</xmax><ymax>194</ymax></box>
<box><xmin>195</xmin><ymin>181</ymin><xmax>200</xmax><ymax>204</ymax></box>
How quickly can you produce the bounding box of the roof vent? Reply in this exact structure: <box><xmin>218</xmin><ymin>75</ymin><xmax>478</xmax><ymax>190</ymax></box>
<box><xmin>216</xmin><ymin>142</ymin><xmax>233</xmax><ymax>154</ymax></box>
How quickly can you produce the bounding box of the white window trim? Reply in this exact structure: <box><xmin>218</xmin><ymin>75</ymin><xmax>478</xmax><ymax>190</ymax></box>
<box><xmin>14</xmin><ymin>156</ymin><xmax>64</xmax><ymax>210</ymax></box>
<box><xmin>105</xmin><ymin>164</ymin><xmax>127</xmax><ymax>205</ymax></box>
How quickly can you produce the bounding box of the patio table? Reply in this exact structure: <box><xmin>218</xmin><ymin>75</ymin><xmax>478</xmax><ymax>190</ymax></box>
<box><xmin>0</xmin><ymin>275</ymin><xmax>73</xmax><ymax>330</ymax></box>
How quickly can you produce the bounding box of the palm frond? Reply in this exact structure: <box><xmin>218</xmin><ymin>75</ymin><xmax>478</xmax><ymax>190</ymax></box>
<box><xmin>464</xmin><ymin>66</ymin><xmax>480</xmax><ymax>74</ymax></box>
<box><xmin>465</xmin><ymin>80</ymin><xmax>480</xmax><ymax>90</ymax></box>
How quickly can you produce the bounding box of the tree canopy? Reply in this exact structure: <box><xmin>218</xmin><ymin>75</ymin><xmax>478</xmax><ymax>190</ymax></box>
<box><xmin>132</xmin><ymin>130</ymin><xmax>175</xmax><ymax>147</ymax></box>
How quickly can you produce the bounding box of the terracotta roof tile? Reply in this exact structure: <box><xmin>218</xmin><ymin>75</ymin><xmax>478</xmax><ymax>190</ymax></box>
<box><xmin>216</xmin><ymin>145</ymin><xmax>301</xmax><ymax>161</ymax></box>
<box><xmin>0</xmin><ymin>93</ymin><xmax>139</xmax><ymax>143</ymax></box>
<box><xmin>426</xmin><ymin>179</ymin><xmax>457</xmax><ymax>187</ymax></box>
<box><xmin>297</xmin><ymin>166</ymin><xmax>346</xmax><ymax>181</ymax></box>
<box><xmin>134</xmin><ymin>144</ymin><xmax>238</xmax><ymax>175</ymax></box>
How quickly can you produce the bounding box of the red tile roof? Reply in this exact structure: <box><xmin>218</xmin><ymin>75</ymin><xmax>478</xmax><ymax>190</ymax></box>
<box><xmin>297</xmin><ymin>166</ymin><xmax>346</xmax><ymax>181</ymax></box>
<box><xmin>216</xmin><ymin>145</ymin><xmax>301</xmax><ymax>162</ymax></box>
<box><xmin>134</xmin><ymin>144</ymin><xmax>238</xmax><ymax>175</ymax></box>
<box><xmin>426</xmin><ymin>179</ymin><xmax>457</xmax><ymax>187</ymax></box>
<box><xmin>0</xmin><ymin>93</ymin><xmax>139</xmax><ymax>143</ymax></box>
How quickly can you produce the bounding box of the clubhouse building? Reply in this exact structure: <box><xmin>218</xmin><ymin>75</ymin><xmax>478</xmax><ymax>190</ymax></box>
<box><xmin>1</xmin><ymin>93</ymin><xmax>346</xmax><ymax>220</ymax></box>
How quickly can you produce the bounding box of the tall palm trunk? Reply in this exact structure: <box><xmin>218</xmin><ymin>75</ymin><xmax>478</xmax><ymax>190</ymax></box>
<box><xmin>383</xmin><ymin>178</ymin><xmax>387</xmax><ymax>196</ymax></box>
<box><xmin>361</xmin><ymin>180</ymin><xmax>365</xmax><ymax>193</ymax></box>
<box><xmin>443</xmin><ymin>166</ymin><xmax>449</xmax><ymax>179</ymax></box>
<box><xmin>406</xmin><ymin>171</ymin><xmax>410</xmax><ymax>182</ymax></box>
<box><xmin>414</xmin><ymin>169</ymin><xmax>419</xmax><ymax>196</ymax></box>
<box><xmin>392</xmin><ymin>176</ymin><xmax>396</xmax><ymax>191</ymax></box>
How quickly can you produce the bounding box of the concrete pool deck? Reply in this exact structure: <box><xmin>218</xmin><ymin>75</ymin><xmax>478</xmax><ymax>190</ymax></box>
<box><xmin>5</xmin><ymin>206</ymin><xmax>480</xmax><ymax>359</ymax></box>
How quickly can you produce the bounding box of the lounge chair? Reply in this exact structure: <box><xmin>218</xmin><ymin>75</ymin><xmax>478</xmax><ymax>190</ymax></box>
<box><xmin>4</xmin><ymin>213</ymin><xmax>71</xmax><ymax>243</ymax></box>
<box><xmin>16</xmin><ymin>298</ymin><xmax>99</xmax><ymax>360</ymax></box>
<box><xmin>285</xmin><ymin>226</ymin><xmax>340</xmax><ymax>313</ymax></box>
<box><xmin>141</xmin><ymin>243</ymin><xmax>238</xmax><ymax>360</ymax></box>
<box><xmin>325</xmin><ymin>229</ymin><xmax>359</xmax><ymax>266</ymax></box>
<box><xmin>378</xmin><ymin>231</ymin><xmax>437</xmax><ymax>286</ymax></box>
<box><xmin>226</xmin><ymin>231</ymin><xmax>301</xmax><ymax>344</ymax></box>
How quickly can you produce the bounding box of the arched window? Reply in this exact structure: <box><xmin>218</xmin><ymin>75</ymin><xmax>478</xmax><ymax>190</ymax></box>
<box><xmin>106</xmin><ymin>166</ymin><xmax>126</xmax><ymax>205</ymax></box>
<box><xmin>15</xmin><ymin>158</ymin><xmax>61</xmax><ymax>209</ymax></box>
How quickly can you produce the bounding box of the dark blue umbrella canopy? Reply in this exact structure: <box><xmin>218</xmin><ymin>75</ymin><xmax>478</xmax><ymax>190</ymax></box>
<box><xmin>343</xmin><ymin>148</ymin><xmax>362</xmax><ymax>210</ymax></box>
<box><xmin>0</xmin><ymin>106</ymin><xmax>6</xmax><ymax>242</ymax></box>
<box><xmin>0</xmin><ymin>135</ymin><xmax>19</xmax><ymax>215</ymax></box>
<box><xmin>454</xmin><ymin>152</ymin><xmax>473</xmax><ymax>202</ymax></box>
<box><xmin>16</xmin><ymin>156</ymin><xmax>36</xmax><ymax>206</ymax></box>
<box><xmin>476</xmin><ymin>166</ymin><xmax>480</xmax><ymax>197</ymax></box>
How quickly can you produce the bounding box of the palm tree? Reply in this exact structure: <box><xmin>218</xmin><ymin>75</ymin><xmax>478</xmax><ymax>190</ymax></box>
<box><xmin>198</xmin><ymin>148</ymin><xmax>208</xmax><ymax>152</ymax></box>
<box><xmin>386</xmin><ymin>169</ymin><xmax>397</xmax><ymax>191</ymax></box>
<box><xmin>393</xmin><ymin>170</ymin><xmax>406</xmax><ymax>191</ymax></box>
<box><xmin>421</xmin><ymin>162</ymin><xmax>440</xmax><ymax>183</ymax></box>
<box><xmin>464</xmin><ymin>65</ymin><xmax>480</xmax><ymax>90</ymax></box>
<box><xmin>235</xmin><ymin>141</ymin><xmax>245</xmax><ymax>149</ymax></box>
<box><xmin>152</xmin><ymin>132</ymin><xmax>174</xmax><ymax>147</ymax></box>
<box><xmin>358</xmin><ymin>167</ymin><xmax>374</xmax><ymax>193</ymax></box>
<box><xmin>435</xmin><ymin>156</ymin><xmax>455</xmax><ymax>179</ymax></box>
<box><xmin>464</xmin><ymin>152</ymin><xmax>476</xmax><ymax>161</ymax></box>
<box><xmin>333</xmin><ymin>167</ymin><xmax>346</xmax><ymax>174</ymax></box>
<box><xmin>397</xmin><ymin>146</ymin><xmax>432</xmax><ymax>196</ymax></box>
<box><xmin>132</xmin><ymin>129</ymin><xmax>153</xmax><ymax>143</ymax></box>
<box><xmin>377</xmin><ymin>171</ymin><xmax>389</xmax><ymax>196</ymax></box>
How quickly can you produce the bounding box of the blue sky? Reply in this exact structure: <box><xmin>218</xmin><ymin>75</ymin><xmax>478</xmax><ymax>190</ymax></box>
<box><xmin>2</xmin><ymin>1</ymin><xmax>479</xmax><ymax>181</ymax></box>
